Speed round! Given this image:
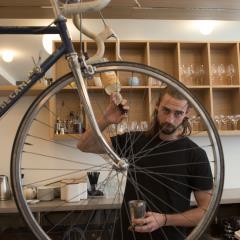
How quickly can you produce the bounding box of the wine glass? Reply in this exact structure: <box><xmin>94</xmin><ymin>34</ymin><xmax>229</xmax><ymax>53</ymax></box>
<box><xmin>195</xmin><ymin>64</ymin><xmax>205</xmax><ymax>85</ymax></box>
<box><xmin>228</xmin><ymin>115</ymin><xmax>240</xmax><ymax>130</ymax></box>
<box><xmin>226</xmin><ymin>64</ymin><xmax>235</xmax><ymax>85</ymax></box>
<box><xmin>140</xmin><ymin>121</ymin><xmax>148</xmax><ymax>131</ymax></box>
<box><xmin>186</xmin><ymin>64</ymin><xmax>195</xmax><ymax>85</ymax></box>
<box><xmin>214</xmin><ymin>115</ymin><xmax>221</xmax><ymax>130</ymax></box>
<box><xmin>217</xmin><ymin>64</ymin><xmax>226</xmax><ymax>85</ymax></box>
<box><xmin>180</xmin><ymin>64</ymin><xmax>187</xmax><ymax>83</ymax></box>
<box><xmin>219</xmin><ymin>115</ymin><xmax>228</xmax><ymax>130</ymax></box>
<box><xmin>189</xmin><ymin>115</ymin><xmax>201</xmax><ymax>132</ymax></box>
<box><xmin>130</xmin><ymin>121</ymin><xmax>138</xmax><ymax>131</ymax></box>
<box><xmin>211</xmin><ymin>64</ymin><xmax>218</xmax><ymax>85</ymax></box>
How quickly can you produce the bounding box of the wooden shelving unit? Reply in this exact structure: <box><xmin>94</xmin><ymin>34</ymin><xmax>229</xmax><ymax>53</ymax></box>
<box><xmin>1</xmin><ymin>40</ymin><xmax>239</xmax><ymax>139</ymax></box>
<box><xmin>50</xmin><ymin>40</ymin><xmax>240</xmax><ymax>140</ymax></box>
<box><xmin>0</xmin><ymin>84</ymin><xmax>47</xmax><ymax>96</ymax></box>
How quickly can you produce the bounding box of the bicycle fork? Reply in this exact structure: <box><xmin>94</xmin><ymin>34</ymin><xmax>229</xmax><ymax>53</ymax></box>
<box><xmin>66</xmin><ymin>53</ymin><xmax>128</xmax><ymax>171</ymax></box>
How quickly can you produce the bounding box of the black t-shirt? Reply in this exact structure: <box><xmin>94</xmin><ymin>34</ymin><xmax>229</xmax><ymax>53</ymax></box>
<box><xmin>111</xmin><ymin>132</ymin><xmax>213</xmax><ymax>240</ymax></box>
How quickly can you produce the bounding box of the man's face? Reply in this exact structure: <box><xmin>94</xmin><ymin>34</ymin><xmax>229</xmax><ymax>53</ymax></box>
<box><xmin>157</xmin><ymin>93</ymin><xmax>189</xmax><ymax>135</ymax></box>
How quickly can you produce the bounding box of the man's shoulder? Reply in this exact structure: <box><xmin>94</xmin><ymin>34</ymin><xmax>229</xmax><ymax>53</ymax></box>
<box><xmin>178</xmin><ymin>136</ymin><xmax>197</xmax><ymax>146</ymax></box>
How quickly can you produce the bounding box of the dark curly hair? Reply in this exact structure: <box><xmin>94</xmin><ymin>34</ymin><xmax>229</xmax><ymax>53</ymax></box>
<box><xmin>147</xmin><ymin>87</ymin><xmax>192</xmax><ymax>137</ymax></box>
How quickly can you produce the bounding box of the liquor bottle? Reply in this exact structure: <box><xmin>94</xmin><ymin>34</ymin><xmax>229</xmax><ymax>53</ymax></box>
<box><xmin>101</xmin><ymin>71</ymin><xmax>126</xmax><ymax>114</ymax></box>
<box><xmin>79</xmin><ymin>103</ymin><xmax>86</xmax><ymax>133</ymax></box>
<box><xmin>55</xmin><ymin>117</ymin><xmax>61</xmax><ymax>135</ymax></box>
<box><xmin>68</xmin><ymin>111</ymin><xmax>75</xmax><ymax>134</ymax></box>
<box><xmin>101</xmin><ymin>71</ymin><xmax>121</xmax><ymax>96</ymax></box>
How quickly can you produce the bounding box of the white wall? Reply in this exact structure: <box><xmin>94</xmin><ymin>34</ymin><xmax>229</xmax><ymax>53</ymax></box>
<box><xmin>0</xmin><ymin>96</ymin><xmax>110</xmax><ymax>188</ymax></box>
<box><xmin>192</xmin><ymin>136</ymin><xmax>240</xmax><ymax>189</ymax></box>
<box><xmin>79</xmin><ymin>19</ymin><xmax>240</xmax><ymax>42</ymax></box>
<box><xmin>0</xmin><ymin>19</ymin><xmax>240</xmax><ymax>189</ymax></box>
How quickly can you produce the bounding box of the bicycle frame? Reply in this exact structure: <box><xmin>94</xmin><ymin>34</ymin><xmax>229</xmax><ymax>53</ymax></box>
<box><xmin>0</xmin><ymin>17</ymin><xmax>75</xmax><ymax>119</ymax></box>
<box><xmin>0</xmin><ymin>11</ymin><xmax>126</xmax><ymax>169</ymax></box>
<box><xmin>0</xmin><ymin>0</ymin><xmax>112</xmax><ymax>119</ymax></box>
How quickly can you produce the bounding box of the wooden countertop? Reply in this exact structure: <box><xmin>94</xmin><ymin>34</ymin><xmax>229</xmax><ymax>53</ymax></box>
<box><xmin>0</xmin><ymin>188</ymin><xmax>239</xmax><ymax>214</ymax></box>
<box><xmin>219</xmin><ymin>188</ymin><xmax>240</xmax><ymax>204</ymax></box>
<box><xmin>0</xmin><ymin>196</ymin><xmax>122</xmax><ymax>214</ymax></box>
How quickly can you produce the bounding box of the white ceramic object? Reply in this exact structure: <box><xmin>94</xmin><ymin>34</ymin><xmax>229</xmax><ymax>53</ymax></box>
<box><xmin>65</xmin><ymin>182</ymin><xmax>88</xmax><ymax>202</ymax></box>
<box><xmin>60</xmin><ymin>179</ymin><xmax>75</xmax><ymax>201</ymax></box>
<box><xmin>93</xmin><ymin>76</ymin><xmax>103</xmax><ymax>87</ymax></box>
<box><xmin>65</xmin><ymin>183</ymin><xmax>81</xmax><ymax>202</ymax></box>
<box><xmin>23</xmin><ymin>187</ymin><xmax>37</xmax><ymax>200</ymax></box>
<box><xmin>37</xmin><ymin>186</ymin><xmax>54</xmax><ymax>201</ymax></box>
<box><xmin>128</xmin><ymin>76</ymin><xmax>140</xmax><ymax>86</ymax></box>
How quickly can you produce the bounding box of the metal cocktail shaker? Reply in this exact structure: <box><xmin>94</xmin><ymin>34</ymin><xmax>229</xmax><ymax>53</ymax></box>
<box><xmin>0</xmin><ymin>175</ymin><xmax>11</xmax><ymax>200</ymax></box>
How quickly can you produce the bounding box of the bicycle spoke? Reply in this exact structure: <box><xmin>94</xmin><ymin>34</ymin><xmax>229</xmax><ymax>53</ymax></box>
<box><xmin>22</xmin><ymin>163</ymin><xmax>110</xmax><ymax>187</ymax></box>
<box><xmin>27</xmin><ymin>133</ymin><xmax>78</xmax><ymax>150</ymax></box>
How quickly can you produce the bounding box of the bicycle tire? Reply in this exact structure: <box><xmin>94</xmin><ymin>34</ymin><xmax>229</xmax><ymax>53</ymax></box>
<box><xmin>11</xmin><ymin>61</ymin><xmax>224</xmax><ymax>240</ymax></box>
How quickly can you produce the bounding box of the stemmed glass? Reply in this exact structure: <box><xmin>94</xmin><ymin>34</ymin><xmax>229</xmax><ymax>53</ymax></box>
<box><xmin>140</xmin><ymin>121</ymin><xmax>148</xmax><ymax>131</ymax></box>
<box><xmin>116</xmin><ymin>121</ymin><xmax>128</xmax><ymax>134</ymax></box>
<box><xmin>186</xmin><ymin>64</ymin><xmax>195</xmax><ymax>85</ymax></box>
<box><xmin>211</xmin><ymin>64</ymin><xmax>218</xmax><ymax>84</ymax></box>
<box><xmin>219</xmin><ymin>115</ymin><xmax>228</xmax><ymax>130</ymax></box>
<box><xmin>130</xmin><ymin>121</ymin><xmax>139</xmax><ymax>131</ymax></box>
<box><xmin>180</xmin><ymin>64</ymin><xmax>187</xmax><ymax>83</ymax></box>
<box><xmin>217</xmin><ymin>64</ymin><xmax>226</xmax><ymax>84</ymax></box>
<box><xmin>195</xmin><ymin>64</ymin><xmax>205</xmax><ymax>85</ymax></box>
<box><xmin>189</xmin><ymin>115</ymin><xmax>201</xmax><ymax>132</ymax></box>
<box><xmin>228</xmin><ymin>115</ymin><xmax>240</xmax><ymax>130</ymax></box>
<box><xmin>226</xmin><ymin>64</ymin><xmax>235</xmax><ymax>85</ymax></box>
<box><xmin>214</xmin><ymin>115</ymin><xmax>221</xmax><ymax>130</ymax></box>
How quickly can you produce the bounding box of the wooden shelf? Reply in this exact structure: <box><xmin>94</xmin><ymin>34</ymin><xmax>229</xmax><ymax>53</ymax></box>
<box><xmin>52</xmin><ymin>130</ymin><xmax>240</xmax><ymax>141</ymax></box>
<box><xmin>190</xmin><ymin>130</ymin><xmax>240</xmax><ymax>137</ymax></box>
<box><xmin>212</xmin><ymin>85</ymin><xmax>240</xmax><ymax>89</ymax></box>
<box><xmin>53</xmin><ymin>134</ymin><xmax>80</xmax><ymax>141</ymax></box>
<box><xmin>187</xmin><ymin>85</ymin><xmax>210</xmax><ymax>89</ymax></box>
<box><xmin>0</xmin><ymin>84</ymin><xmax>47</xmax><ymax>96</ymax></box>
<box><xmin>88</xmin><ymin>86</ymin><xmax>149</xmax><ymax>90</ymax></box>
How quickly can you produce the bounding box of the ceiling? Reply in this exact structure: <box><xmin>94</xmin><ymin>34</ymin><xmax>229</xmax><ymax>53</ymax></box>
<box><xmin>1</xmin><ymin>0</ymin><xmax>240</xmax><ymax>20</ymax></box>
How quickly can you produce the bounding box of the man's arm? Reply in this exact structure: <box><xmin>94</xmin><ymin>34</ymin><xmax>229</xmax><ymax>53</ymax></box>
<box><xmin>77</xmin><ymin>116</ymin><xmax>109</xmax><ymax>154</ymax></box>
<box><xmin>77</xmin><ymin>94</ymin><xmax>128</xmax><ymax>154</ymax></box>
<box><xmin>133</xmin><ymin>190</ymin><xmax>211</xmax><ymax>232</ymax></box>
<box><xmin>164</xmin><ymin>190</ymin><xmax>211</xmax><ymax>227</ymax></box>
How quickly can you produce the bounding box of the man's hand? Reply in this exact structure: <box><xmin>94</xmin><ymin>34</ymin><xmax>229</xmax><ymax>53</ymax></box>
<box><xmin>103</xmin><ymin>93</ymin><xmax>129</xmax><ymax>124</ymax></box>
<box><xmin>131</xmin><ymin>212</ymin><xmax>166</xmax><ymax>233</ymax></box>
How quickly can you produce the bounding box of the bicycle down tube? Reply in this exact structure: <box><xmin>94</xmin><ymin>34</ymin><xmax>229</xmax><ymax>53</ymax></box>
<box><xmin>0</xmin><ymin>18</ymin><xmax>75</xmax><ymax>119</ymax></box>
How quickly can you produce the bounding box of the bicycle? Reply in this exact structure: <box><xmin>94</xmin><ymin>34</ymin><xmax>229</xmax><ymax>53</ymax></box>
<box><xmin>0</xmin><ymin>0</ymin><xmax>224</xmax><ymax>239</ymax></box>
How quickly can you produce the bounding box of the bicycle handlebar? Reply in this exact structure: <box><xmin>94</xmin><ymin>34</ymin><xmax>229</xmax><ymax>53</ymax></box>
<box><xmin>73</xmin><ymin>14</ymin><xmax>122</xmax><ymax>64</ymax></box>
<box><xmin>51</xmin><ymin>0</ymin><xmax>120</xmax><ymax>64</ymax></box>
<box><xmin>62</xmin><ymin>0</ymin><xmax>111</xmax><ymax>16</ymax></box>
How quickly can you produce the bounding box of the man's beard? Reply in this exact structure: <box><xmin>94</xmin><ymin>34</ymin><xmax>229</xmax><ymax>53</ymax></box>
<box><xmin>159</xmin><ymin>122</ymin><xmax>177</xmax><ymax>135</ymax></box>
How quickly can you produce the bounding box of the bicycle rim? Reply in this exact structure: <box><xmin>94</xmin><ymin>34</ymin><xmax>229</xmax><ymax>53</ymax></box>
<box><xmin>11</xmin><ymin>61</ymin><xmax>224</xmax><ymax>240</ymax></box>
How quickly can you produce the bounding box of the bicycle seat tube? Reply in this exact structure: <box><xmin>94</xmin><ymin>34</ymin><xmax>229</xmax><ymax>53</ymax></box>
<box><xmin>50</xmin><ymin>0</ymin><xmax>127</xmax><ymax>170</ymax></box>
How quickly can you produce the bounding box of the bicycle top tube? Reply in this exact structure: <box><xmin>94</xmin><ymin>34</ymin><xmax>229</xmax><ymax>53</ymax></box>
<box><xmin>0</xmin><ymin>17</ymin><xmax>75</xmax><ymax>120</ymax></box>
<box><xmin>0</xmin><ymin>26</ymin><xmax>59</xmax><ymax>35</ymax></box>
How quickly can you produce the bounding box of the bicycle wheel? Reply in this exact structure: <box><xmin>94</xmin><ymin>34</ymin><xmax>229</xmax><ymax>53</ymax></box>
<box><xmin>11</xmin><ymin>61</ymin><xmax>224</xmax><ymax>240</ymax></box>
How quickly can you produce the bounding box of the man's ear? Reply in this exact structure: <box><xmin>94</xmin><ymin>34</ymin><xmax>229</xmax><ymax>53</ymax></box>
<box><xmin>185</xmin><ymin>106</ymin><xmax>191</xmax><ymax>115</ymax></box>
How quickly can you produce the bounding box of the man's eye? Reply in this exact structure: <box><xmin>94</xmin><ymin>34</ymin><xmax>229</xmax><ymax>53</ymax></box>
<box><xmin>175</xmin><ymin>111</ymin><xmax>183</xmax><ymax>117</ymax></box>
<box><xmin>163</xmin><ymin>108</ymin><xmax>170</xmax><ymax>113</ymax></box>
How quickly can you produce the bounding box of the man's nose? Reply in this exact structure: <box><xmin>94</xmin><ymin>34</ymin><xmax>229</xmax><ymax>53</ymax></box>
<box><xmin>165</xmin><ymin>113</ymin><xmax>175</xmax><ymax>123</ymax></box>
